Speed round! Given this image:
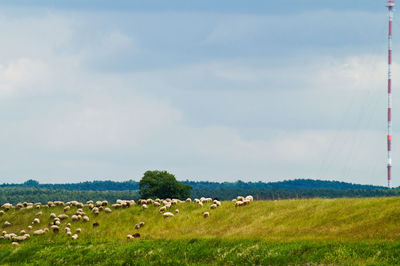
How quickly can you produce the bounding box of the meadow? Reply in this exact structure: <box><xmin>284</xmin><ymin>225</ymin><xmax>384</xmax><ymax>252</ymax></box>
<box><xmin>1</xmin><ymin>197</ymin><xmax>400</xmax><ymax>265</ymax></box>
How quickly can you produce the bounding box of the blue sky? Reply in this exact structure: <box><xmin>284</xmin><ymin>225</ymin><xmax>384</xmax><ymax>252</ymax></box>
<box><xmin>0</xmin><ymin>1</ymin><xmax>396</xmax><ymax>185</ymax></box>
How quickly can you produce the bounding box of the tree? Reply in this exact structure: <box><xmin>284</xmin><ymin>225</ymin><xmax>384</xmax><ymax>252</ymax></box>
<box><xmin>139</xmin><ymin>170</ymin><xmax>192</xmax><ymax>200</ymax></box>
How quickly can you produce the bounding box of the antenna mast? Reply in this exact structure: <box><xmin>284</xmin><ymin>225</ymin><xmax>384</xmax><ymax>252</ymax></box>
<box><xmin>387</xmin><ymin>0</ymin><xmax>395</xmax><ymax>188</ymax></box>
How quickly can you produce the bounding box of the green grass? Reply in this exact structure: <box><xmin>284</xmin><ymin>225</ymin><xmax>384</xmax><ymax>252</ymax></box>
<box><xmin>1</xmin><ymin>197</ymin><xmax>400</xmax><ymax>264</ymax></box>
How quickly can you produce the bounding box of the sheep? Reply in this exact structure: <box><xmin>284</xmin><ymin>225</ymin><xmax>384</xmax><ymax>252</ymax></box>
<box><xmin>4</xmin><ymin>221</ymin><xmax>11</xmax><ymax>227</ymax></box>
<box><xmin>51</xmin><ymin>225</ymin><xmax>59</xmax><ymax>233</ymax></box>
<box><xmin>33</xmin><ymin>218</ymin><xmax>40</xmax><ymax>224</ymax></box>
<box><xmin>75</xmin><ymin>228</ymin><xmax>81</xmax><ymax>234</ymax></box>
<box><xmin>35</xmin><ymin>211</ymin><xmax>42</xmax><ymax>216</ymax></box>
<box><xmin>33</xmin><ymin>229</ymin><xmax>45</xmax><ymax>236</ymax></box>
<box><xmin>163</xmin><ymin>212</ymin><xmax>174</xmax><ymax>218</ymax></box>
<box><xmin>245</xmin><ymin>195</ymin><xmax>254</xmax><ymax>202</ymax></box>
<box><xmin>0</xmin><ymin>210</ymin><xmax>4</xmax><ymax>216</ymax></box>
<box><xmin>93</xmin><ymin>222</ymin><xmax>100</xmax><ymax>227</ymax></box>
<box><xmin>11</xmin><ymin>242</ymin><xmax>19</xmax><ymax>247</ymax></box>
<box><xmin>133</xmin><ymin>233</ymin><xmax>140</xmax><ymax>238</ymax></box>
<box><xmin>27</xmin><ymin>225</ymin><xmax>32</xmax><ymax>230</ymax></box>
<box><xmin>210</xmin><ymin>204</ymin><xmax>217</xmax><ymax>210</ymax></box>
<box><xmin>186</xmin><ymin>198</ymin><xmax>192</xmax><ymax>203</ymax></box>
<box><xmin>2</xmin><ymin>203</ymin><xmax>12</xmax><ymax>211</ymax></box>
<box><xmin>71</xmin><ymin>234</ymin><xmax>78</xmax><ymax>240</ymax></box>
<box><xmin>235</xmin><ymin>201</ymin><xmax>244</xmax><ymax>207</ymax></box>
<box><xmin>175</xmin><ymin>209</ymin><xmax>179</xmax><ymax>214</ymax></box>
<box><xmin>127</xmin><ymin>234</ymin><xmax>134</xmax><ymax>240</ymax></box>
<box><xmin>64</xmin><ymin>227</ymin><xmax>71</xmax><ymax>233</ymax></box>
<box><xmin>83</xmin><ymin>216</ymin><xmax>90</xmax><ymax>222</ymax></box>
<box><xmin>20</xmin><ymin>230</ymin><xmax>26</xmax><ymax>235</ymax></box>
<box><xmin>139</xmin><ymin>221</ymin><xmax>145</xmax><ymax>228</ymax></box>
<box><xmin>142</xmin><ymin>204</ymin><xmax>148</xmax><ymax>210</ymax></box>
<box><xmin>64</xmin><ymin>206</ymin><xmax>70</xmax><ymax>212</ymax></box>
<box><xmin>135</xmin><ymin>224</ymin><xmax>140</xmax><ymax>230</ymax></box>
<box><xmin>198</xmin><ymin>202</ymin><xmax>203</xmax><ymax>207</ymax></box>
<box><xmin>55</xmin><ymin>220</ymin><xmax>61</xmax><ymax>226</ymax></box>
<box><xmin>66</xmin><ymin>231</ymin><xmax>72</xmax><ymax>237</ymax></box>
<box><xmin>58</xmin><ymin>214</ymin><xmax>69</xmax><ymax>220</ymax></box>
<box><xmin>50</xmin><ymin>213</ymin><xmax>56</xmax><ymax>219</ymax></box>
<box><xmin>71</xmin><ymin>215</ymin><xmax>80</xmax><ymax>222</ymax></box>
<box><xmin>104</xmin><ymin>207</ymin><xmax>112</xmax><ymax>213</ymax></box>
<box><xmin>203</xmin><ymin>212</ymin><xmax>210</xmax><ymax>218</ymax></box>
<box><xmin>237</xmin><ymin>196</ymin><xmax>245</xmax><ymax>202</ymax></box>
<box><xmin>102</xmin><ymin>200</ymin><xmax>108</xmax><ymax>206</ymax></box>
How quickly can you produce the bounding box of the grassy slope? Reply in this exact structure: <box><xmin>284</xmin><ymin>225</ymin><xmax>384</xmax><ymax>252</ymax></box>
<box><xmin>1</xmin><ymin>197</ymin><xmax>400</xmax><ymax>264</ymax></box>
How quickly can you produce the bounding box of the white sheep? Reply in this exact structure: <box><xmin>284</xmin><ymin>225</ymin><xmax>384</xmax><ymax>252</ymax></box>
<box><xmin>33</xmin><ymin>218</ymin><xmax>40</xmax><ymax>224</ymax></box>
<box><xmin>163</xmin><ymin>212</ymin><xmax>174</xmax><ymax>218</ymax></box>
<box><xmin>104</xmin><ymin>208</ymin><xmax>112</xmax><ymax>213</ymax></box>
<box><xmin>142</xmin><ymin>204</ymin><xmax>148</xmax><ymax>209</ymax></box>
<box><xmin>175</xmin><ymin>209</ymin><xmax>179</xmax><ymax>214</ymax></box>
<box><xmin>210</xmin><ymin>204</ymin><xmax>217</xmax><ymax>209</ymax></box>
<box><xmin>76</xmin><ymin>228</ymin><xmax>81</xmax><ymax>233</ymax></box>
<box><xmin>83</xmin><ymin>216</ymin><xmax>90</xmax><ymax>222</ymax></box>
<box><xmin>203</xmin><ymin>212</ymin><xmax>210</xmax><ymax>218</ymax></box>
<box><xmin>4</xmin><ymin>221</ymin><xmax>11</xmax><ymax>227</ymax></box>
<box><xmin>33</xmin><ymin>229</ymin><xmax>45</xmax><ymax>236</ymax></box>
<box><xmin>72</xmin><ymin>234</ymin><xmax>78</xmax><ymax>240</ymax></box>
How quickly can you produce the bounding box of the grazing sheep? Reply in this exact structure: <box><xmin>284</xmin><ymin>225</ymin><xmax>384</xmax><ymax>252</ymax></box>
<box><xmin>139</xmin><ymin>221</ymin><xmax>145</xmax><ymax>227</ymax></box>
<box><xmin>203</xmin><ymin>212</ymin><xmax>210</xmax><ymax>218</ymax></box>
<box><xmin>11</xmin><ymin>242</ymin><xmax>19</xmax><ymax>247</ymax></box>
<box><xmin>237</xmin><ymin>196</ymin><xmax>245</xmax><ymax>202</ymax></box>
<box><xmin>154</xmin><ymin>202</ymin><xmax>161</xmax><ymax>207</ymax></box>
<box><xmin>210</xmin><ymin>204</ymin><xmax>217</xmax><ymax>210</ymax></box>
<box><xmin>35</xmin><ymin>211</ymin><xmax>42</xmax><ymax>216</ymax></box>
<box><xmin>27</xmin><ymin>225</ymin><xmax>32</xmax><ymax>230</ymax></box>
<box><xmin>66</xmin><ymin>223</ymin><xmax>71</xmax><ymax>228</ymax></box>
<box><xmin>245</xmin><ymin>195</ymin><xmax>254</xmax><ymax>202</ymax></box>
<box><xmin>133</xmin><ymin>233</ymin><xmax>140</xmax><ymax>238</ymax></box>
<box><xmin>163</xmin><ymin>212</ymin><xmax>174</xmax><ymax>218</ymax></box>
<box><xmin>20</xmin><ymin>230</ymin><xmax>26</xmax><ymax>235</ymax></box>
<box><xmin>93</xmin><ymin>222</ymin><xmax>100</xmax><ymax>227</ymax></box>
<box><xmin>127</xmin><ymin>234</ymin><xmax>134</xmax><ymax>240</ymax></box>
<box><xmin>175</xmin><ymin>209</ymin><xmax>179</xmax><ymax>214</ymax></box>
<box><xmin>33</xmin><ymin>229</ymin><xmax>45</xmax><ymax>236</ymax></box>
<box><xmin>50</xmin><ymin>213</ymin><xmax>57</xmax><ymax>219</ymax></box>
<box><xmin>64</xmin><ymin>206</ymin><xmax>70</xmax><ymax>212</ymax></box>
<box><xmin>4</xmin><ymin>221</ymin><xmax>11</xmax><ymax>227</ymax></box>
<box><xmin>186</xmin><ymin>198</ymin><xmax>192</xmax><ymax>203</ymax></box>
<box><xmin>51</xmin><ymin>225</ymin><xmax>59</xmax><ymax>233</ymax></box>
<box><xmin>135</xmin><ymin>224</ymin><xmax>140</xmax><ymax>230</ymax></box>
<box><xmin>71</xmin><ymin>234</ymin><xmax>78</xmax><ymax>240</ymax></box>
<box><xmin>76</xmin><ymin>228</ymin><xmax>81</xmax><ymax>234</ymax></box>
<box><xmin>66</xmin><ymin>231</ymin><xmax>72</xmax><ymax>236</ymax></box>
<box><xmin>55</xmin><ymin>220</ymin><xmax>61</xmax><ymax>226</ymax></box>
<box><xmin>2</xmin><ymin>203</ymin><xmax>12</xmax><ymax>211</ymax></box>
<box><xmin>83</xmin><ymin>216</ymin><xmax>90</xmax><ymax>222</ymax></box>
<box><xmin>0</xmin><ymin>210</ymin><xmax>4</xmax><ymax>216</ymax></box>
<box><xmin>33</xmin><ymin>218</ymin><xmax>40</xmax><ymax>224</ymax></box>
<box><xmin>198</xmin><ymin>202</ymin><xmax>203</xmax><ymax>207</ymax></box>
<box><xmin>64</xmin><ymin>227</ymin><xmax>71</xmax><ymax>233</ymax></box>
<box><xmin>58</xmin><ymin>213</ymin><xmax>68</xmax><ymax>220</ymax></box>
<box><xmin>142</xmin><ymin>204</ymin><xmax>148</xmax><ymax>209</ymax></box>
<box><xmin>104</xmin><ymin>207</ymin><xmax>112</xmax><ymax>213</ymax></box>
<box><xmin>159</xmin><ymin>206</ymin><xmax>167</xmax><ymax>213</ymax></box>
<box><xmin>71</xmin><ymin>215</ymin><xmax>80</xmax><ymax>222</ymax></box>
<box><xmin>235</xmin><ymin>201</ymin><xmax>244</xmax><ymax>207</ymax></box>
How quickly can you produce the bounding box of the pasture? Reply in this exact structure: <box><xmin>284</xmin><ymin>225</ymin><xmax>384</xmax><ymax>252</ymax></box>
<box><xmin>1</xmin><ymin>197</ymin><xmax>400</xmax><ymax>265</ymax></box>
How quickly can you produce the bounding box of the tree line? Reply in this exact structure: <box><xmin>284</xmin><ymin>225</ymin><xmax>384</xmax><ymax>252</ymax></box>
<box><xmin>0</xmin><ymin>178</ymin><xmax>387</xmax><ymax>191</ymax></box>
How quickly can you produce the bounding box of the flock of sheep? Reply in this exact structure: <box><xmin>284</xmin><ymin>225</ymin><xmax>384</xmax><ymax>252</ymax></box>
<box><xmin>0</xmin><ymin>195</ymin><xmax>253</xmax><ymax>246</ymax></box>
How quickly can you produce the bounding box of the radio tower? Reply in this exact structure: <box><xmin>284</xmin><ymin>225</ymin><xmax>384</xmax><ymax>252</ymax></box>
<box><xmin>387</xmin><ymin>0</ymin><xmax>395</xmax><ymax>188</ymax></box>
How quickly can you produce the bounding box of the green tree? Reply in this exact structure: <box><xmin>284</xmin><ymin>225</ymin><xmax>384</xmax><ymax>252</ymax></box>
<box><xmin>139</xmin><ymin>170</ymin><xmax>192</xmax><ymax>200</ymax></box>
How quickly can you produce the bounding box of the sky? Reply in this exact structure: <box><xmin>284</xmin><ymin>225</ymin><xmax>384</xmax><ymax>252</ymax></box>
<box><xmin>0</xmin><ymin>1</ymin><xmax>396</xmax><ymax>185</ymax></box>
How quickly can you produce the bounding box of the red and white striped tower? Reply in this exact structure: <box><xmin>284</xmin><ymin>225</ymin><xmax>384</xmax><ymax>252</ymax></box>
<box><xmin>387</xmin><ymin>0</ymin><xmax>395</xmax><ymax>188</ymax></box>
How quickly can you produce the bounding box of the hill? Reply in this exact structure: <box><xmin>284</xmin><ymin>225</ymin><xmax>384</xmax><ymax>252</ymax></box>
<box><xmin>1</xmin><ymin>197</ymin><xmax>400</xmax><ymax>264</ymax></box>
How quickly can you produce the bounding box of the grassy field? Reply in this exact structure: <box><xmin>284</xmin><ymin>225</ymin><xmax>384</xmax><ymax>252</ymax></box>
<box><xmin>1</xmin><ymin>197</ymin><xmax>400</xmax><ymax>265</ymax></box>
